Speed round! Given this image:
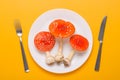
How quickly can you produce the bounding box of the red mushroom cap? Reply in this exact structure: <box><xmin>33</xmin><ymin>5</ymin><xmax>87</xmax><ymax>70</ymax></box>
<box><xmin>49</xmin><ymin>19</ymin><xmax>75</xmax><ymax>38</ymax></box>
<box><xmin>70</xmin><ymin>34</ymin><xmax>89</xmax><ymax>51</ymax></box>
<box><xmin>34</xmin><ymin>31</ymin><xmax>55</xmax><ymax>52</ymax></box>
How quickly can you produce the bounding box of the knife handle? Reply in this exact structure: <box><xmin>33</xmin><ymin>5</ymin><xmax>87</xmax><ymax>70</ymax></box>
<box><xmin>95</xmin><ymin>42</ymin><xmax>103</xmax><ymax>71</ymax></box>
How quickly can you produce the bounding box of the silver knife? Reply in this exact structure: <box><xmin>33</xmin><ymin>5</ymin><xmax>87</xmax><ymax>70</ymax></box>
<box><xmin>95</xmin><ymin>16</ymin><xmax>107</xmax><ymax>71</ymax></box>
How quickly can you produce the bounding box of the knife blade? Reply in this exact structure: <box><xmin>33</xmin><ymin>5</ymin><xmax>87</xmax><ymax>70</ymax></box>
<box><xmin>98</xmin><ymin>16</ymin><xmax>107</xmax><ymax>41</ymax></box>
<box><xmin>95</xmin><ymin>16</ymin><xmax>107</xmax><ymax>71</ymax></box>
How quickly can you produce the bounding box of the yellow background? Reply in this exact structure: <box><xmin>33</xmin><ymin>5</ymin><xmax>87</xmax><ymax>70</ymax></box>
<box><xmin>0</xmin><ymin>0</ymin><xmax>120</xmax><ymax>80</ymax></box>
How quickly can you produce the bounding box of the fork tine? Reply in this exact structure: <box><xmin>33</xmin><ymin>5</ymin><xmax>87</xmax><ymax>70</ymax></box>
<box><xmin>14</xmin><ymin>19</ymin><xmax>22</xmax><ymax>32</ymax></box>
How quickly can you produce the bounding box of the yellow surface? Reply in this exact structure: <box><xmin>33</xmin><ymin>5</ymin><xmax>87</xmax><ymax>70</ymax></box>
<box><xmin>0</xmin><ymin>0</ymin><xmax>120</xmax><ymax>79</ymax></box>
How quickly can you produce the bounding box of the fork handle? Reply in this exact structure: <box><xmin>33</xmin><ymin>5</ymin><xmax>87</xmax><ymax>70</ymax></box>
<box><xmin>19</xmin><ymin>39</ymin><xmax>29</xmax><ymax>72</ymax></box>
<box><xmin>95</xmin><ymin>42</ymin><xmax>103</xmax><ymax>71</ymax></box>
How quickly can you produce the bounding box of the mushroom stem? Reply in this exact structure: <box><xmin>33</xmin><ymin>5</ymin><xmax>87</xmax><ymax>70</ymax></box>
<box><xmin>46</xmin><ymin>51</ymin><xmax>50</xmax><ymax>57</ymax></box>
<box><xmin>55</xmin><ymin>38</ymin><xmax>64</xmax><ymax>62</ymax></box>
<box><xmin>67</xmin><ymin>49</ymin><xmax>75</xmax><ymax>61</ymax></box>
<box><xmin>63</xmin><ymin>49</ymin><xmax>75</xmax><ymax>66</ymax></box>
<box><xmin>58</xmin><ymin>38</ymin><xmax>63</xmax><ymax>55</ymax></box>
<box><xmin>45</xmin><ymin>51</ymin><xmax>55</xmax><ymax>65</ymax></box>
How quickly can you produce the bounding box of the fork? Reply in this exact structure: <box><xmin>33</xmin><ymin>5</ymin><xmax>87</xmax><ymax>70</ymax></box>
<box><xmin>14</xmin><ymin>20</ymin><xmax>29</xmax><ymax>72</ymax></box>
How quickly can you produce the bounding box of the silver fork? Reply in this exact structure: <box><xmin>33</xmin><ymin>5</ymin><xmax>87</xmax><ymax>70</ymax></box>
<box><xmin>14</xmin><ymin>20</ymin><xmax>29</xmax><ymax>72</ymax></box>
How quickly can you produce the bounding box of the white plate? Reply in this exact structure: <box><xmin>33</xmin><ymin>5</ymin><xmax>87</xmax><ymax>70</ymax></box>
<box><xmin>28</xmin><ymin>8</ymin><xmax>93</xmax><ymax>74</ymax></box>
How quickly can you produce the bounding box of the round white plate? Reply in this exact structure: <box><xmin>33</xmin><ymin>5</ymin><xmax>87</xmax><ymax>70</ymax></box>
<box><xmin>28</xmin><ymin>8</ymin><xmax>93</xmax><ymax>74</ymax></box>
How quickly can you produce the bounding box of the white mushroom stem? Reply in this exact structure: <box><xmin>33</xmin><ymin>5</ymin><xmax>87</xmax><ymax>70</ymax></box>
<box><xmin>63</xmin><ymin>49</ymin><xmax>75</xmax><ymax>66</ymax></box>
<box><xmin>45</xmin><ymin>51</ymin><xmax>55</xmax><ymax>65</ymax></box>
<box><xmin>55</xmin><ymin>38</ymin><xmax>64</xmax><ymax>62</ymax></box>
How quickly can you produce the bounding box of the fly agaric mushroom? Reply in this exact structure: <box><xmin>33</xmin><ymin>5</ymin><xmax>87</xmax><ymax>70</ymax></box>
<box><xmin>49</xmin><ymin>19</ymin><xmax>75</xmax><ymax>62</ymax></box>
<box><xmin>34</xmin><ymin>31</ymin><xmax>56</xmax><ymax>65</ymax></box>
<box><xmin>63</xmin><ymin>34</ymin><xmax>89</xmax><ymax>66</ymax></box>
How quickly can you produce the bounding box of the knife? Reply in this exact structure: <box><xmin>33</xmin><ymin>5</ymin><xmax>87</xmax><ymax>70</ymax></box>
<box><xmin>95</xmin><ymin>16</ymin><xmax>107</xmax><ymax>71</ymax></box>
